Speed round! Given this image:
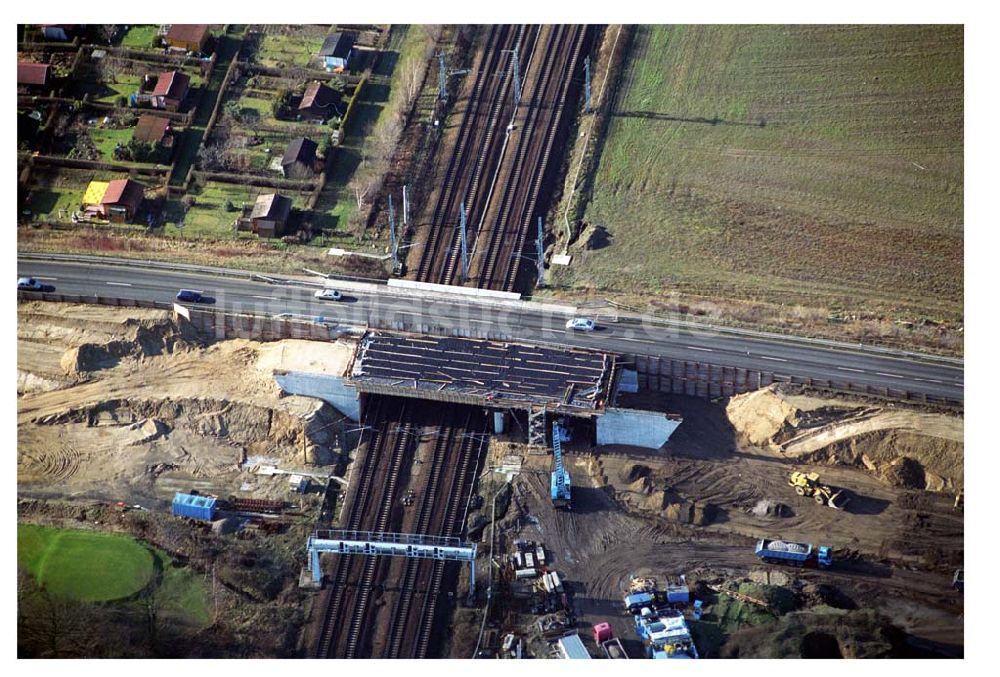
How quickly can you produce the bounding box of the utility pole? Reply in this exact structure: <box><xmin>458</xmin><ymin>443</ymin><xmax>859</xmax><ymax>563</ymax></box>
<box><xmin>388</xmin><ymin>194</ymin><xmax>398</xmax><ymax>271</ymax></box>
<box><xmin>536</xmin><ymin>216</ymin><xmax>545</xmax><ymax>287</ymax></box>
<box><xmin>402</xmin><ymin>184</ymin><xmax>409</xmax><ymax>228</ymax></box>
<box><xmin>459</xmin><ymin>201</ymin><xmax>469</xmax><ymax>283</ymax></box>
<box><xmin>584</xmin><ymin>55</ymin><xmax>592</xmax><ymax>113</ymax></box>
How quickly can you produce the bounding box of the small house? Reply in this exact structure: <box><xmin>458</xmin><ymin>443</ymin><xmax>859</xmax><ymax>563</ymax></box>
<box><xmin>298</xmin><ymin>82</ymin><xmax>341</xmax><ymax>121</ymax></box>
<box><xmin>165</xmin><ymin>24</ymin><xmax>209</xmax><ymax>54</ymax></box>
<box><xmin>82</xmin><ymin>178</ymin><xmax>144</xmax><ymax>223</ymax></box>
<box><xmin>132</xmin><ymin>114</ymin><xmax>173</xmax><ymax>148</ymax></box>
<box><xmin>151</xmin><ymin>70</ymin><xmax>190</xmax><ymax>111</ymax></box>
<box><xmin>281</xmin><ymin>137</ymin><xmax>319</xmax><ymax>179</ymax></box>
<box><xmin>249</xmin><ymin>193</ymin><xmax>293</xmax><ymax>238</ymax></box>
<box><xmin>318</xmin><ymin>32</ymin><xmax>354</xmax><ymax>71</ymax></box>
<box><xmin>17</xmin><ymin>62</ymin><xmax>50</xmax><ymax>91</ymax></box>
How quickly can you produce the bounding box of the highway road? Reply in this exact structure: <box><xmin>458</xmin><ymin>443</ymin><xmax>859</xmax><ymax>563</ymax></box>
<box><xmin>17</xmin><ymin>256</ymin><xmax>964</xmax><ymax>403</ymax></box>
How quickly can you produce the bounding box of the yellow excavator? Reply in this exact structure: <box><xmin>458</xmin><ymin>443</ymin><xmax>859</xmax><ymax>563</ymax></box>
<box><xmin>788</xmin><ymin>471</ymin><xmax>848</xmax><ymax>510</ymax></box>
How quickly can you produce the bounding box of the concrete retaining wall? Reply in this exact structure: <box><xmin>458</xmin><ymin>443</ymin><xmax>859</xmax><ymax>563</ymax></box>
<box><xmin>596</xmin><ymin>407</ymin><xmax>681</xmax><ymax>449</ymax></box>
<box><xmin>273</xmin><ymin>371</ymin><xmax>360</xmax><ymax>422</ymax></box>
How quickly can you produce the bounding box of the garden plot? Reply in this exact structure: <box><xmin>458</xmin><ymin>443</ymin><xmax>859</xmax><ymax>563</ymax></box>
<box><xmin>45</xmin><ymin>107</ymin><xmax>175</xmax><ymax>164</ymax></box>
<box><xmin>255</xmin><ymin>25</ymin><xmax>331</xmax><ymax>69</ymax></box>
<box><xmin>166</xmin><ymin>180</ymin><xmax>313</xmax><ymax>239</ymax></box>
<box><xmin>71</xmin><ymin>52</ymin><xmax>206</xmax><ymax>109</ymax></box>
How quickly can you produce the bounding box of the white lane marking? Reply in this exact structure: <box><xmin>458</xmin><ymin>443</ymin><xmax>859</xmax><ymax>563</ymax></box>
<box><xmin>33</xmin><ymin>276</ymin><xmax>58</xmax><ymax>280</ymax></box>
<box><xmin>686</xmin><ymin>346</ymin><xmax>714</xmax><ymax>352</ymax></box>
<box><xmin>467</xmin><ymin>318</ymin><xmax>492</xmax><ymax>324</ymax></box>
<box><xmin>759</xmin><ymin>356</ymin><xmax>788</xmax><ymax>362</ymax></box>
<box><xmin>251</xmin><ymin>295</ymin><xmax>277</xmax><ymax>301</ymax></box>
<box><xmin>618</xmin><ymin>336</ymin><xmax>654</xmax><ymax>343</ymax></box>
<box><xmin>837</xmin><ymin>367</ymin><xmax>865</xmax><ymax>373</ymax></box>
<box><xmin>875</xmin><ymin>372</ymin><xmax>904</xmax><ymax>379</ymax></box>
<box><xmin>914</xmin><ymin>378</ymin><xmax>947</xmax><ymax>385</ymax></box>
<box><xmin>106</xmin><ymin>281</ymin><xmax>132</xmax><ymax>287</ymax></box>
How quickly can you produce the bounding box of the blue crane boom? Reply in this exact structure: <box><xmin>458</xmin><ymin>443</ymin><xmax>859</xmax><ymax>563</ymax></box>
<box><xmin>550</xmin><ymin>422</ymin><xmax>572</xmax><ymax>509</ymax></box>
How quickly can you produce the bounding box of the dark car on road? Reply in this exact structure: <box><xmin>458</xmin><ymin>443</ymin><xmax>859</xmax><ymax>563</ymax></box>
<box><xmin>176</xmin><ymin>289</ymin><xmax>206</xmax><ymax>303</ymax></box>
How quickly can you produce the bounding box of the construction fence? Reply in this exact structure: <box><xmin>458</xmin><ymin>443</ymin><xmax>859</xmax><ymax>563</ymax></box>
<box><xmin>630</xmin><ymin>354</ymin><xmax>962</xmax><ymax>410</ymax></box>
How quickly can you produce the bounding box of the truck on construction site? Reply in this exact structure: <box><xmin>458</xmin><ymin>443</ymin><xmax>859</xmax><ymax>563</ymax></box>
<box><xmin>634</xmin><ymin>607</ymin><xmax>699</xmax><ymax>659</ymax></box>
<box><xmin>755</xmin><ymin>538</ymin><xmax>833</xmax><ymax>568</ymax></box>
<box><xmin>623</xmin><ymin>578</ymin><xmax>699</xmax><ymax>659</ymax></box>
<box><xmin>594</xmin><ymin>623</ymin><xmax>629</xmax><ymax>659</ymax></box>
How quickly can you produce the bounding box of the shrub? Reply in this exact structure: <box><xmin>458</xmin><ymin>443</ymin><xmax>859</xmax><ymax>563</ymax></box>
<box><xmin>116</xmin><ymin>95</ymin><xmax>127</xmax><ymax>108</ymax></box>
<box><xmin>224</xmin><ymin>199</ymin><xmax>235</xmax><ymax>212</ymax></box>
<box><xmin>271</xmin><ymin>89</ymin><xmax>292</xmax><ymax>119</ymax></box>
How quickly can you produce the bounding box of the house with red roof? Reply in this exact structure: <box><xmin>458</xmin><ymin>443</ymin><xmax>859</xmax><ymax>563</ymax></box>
<box><xmin>151</xmin><ymin>71</ymin><xmax>190</xmax><ymax>111</ymax></box>
<box><xmin>17</xmin><ymin>62</ymin><xmax>51</xmax><ymax>91</ymax></box>
<box><xmin>82</xmin><ymin>178</ymin><xmax>145</xmax><ymax>223</ymax></box>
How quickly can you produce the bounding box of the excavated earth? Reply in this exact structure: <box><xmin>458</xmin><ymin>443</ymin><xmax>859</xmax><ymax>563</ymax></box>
<box><xmin>17</xmin><ymin>302</ymin><xmax>350</xmax><ymax>507</ymax></box>
<box><xmin>458</xmin><ymin>386</ymin><xmax>963</xmax><ymax>658</ymax></box>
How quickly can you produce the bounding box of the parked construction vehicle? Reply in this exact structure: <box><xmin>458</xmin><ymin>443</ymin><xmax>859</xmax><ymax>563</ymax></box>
<box><xmin>788</xmin><ymin>471</ymin><xmax>848</xmax><ymax>509</ymax></box>
<box><xmin>755</xmin><ymin>538</ymin><xmax>833</xmax><ymax>568</ymax></box>
<box><xmin>550</xmin><ymin>422</ymin><xmax>571</xmax><ymax>510</ymax></box>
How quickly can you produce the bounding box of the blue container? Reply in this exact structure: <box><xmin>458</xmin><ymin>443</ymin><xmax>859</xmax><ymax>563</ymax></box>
<box><xmin>172</xmin><ymin>492</ymin><xmax>217</xmax><ymax>521</ymax></box>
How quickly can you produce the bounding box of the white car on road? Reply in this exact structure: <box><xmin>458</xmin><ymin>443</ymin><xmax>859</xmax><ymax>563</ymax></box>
<box><xmin>565</xmin><ymin>317</ymin><xmax>596</xmax><ymax>332</ymax></box>
<box><xmin>314</xmin><ymin>288</ymin><xmax>343</xmax><ymax>301</ymax></box>
<box><xmin>17</xmin><ymin>276</ymin><xmax>44</xmax><ymax>291</ymax></box>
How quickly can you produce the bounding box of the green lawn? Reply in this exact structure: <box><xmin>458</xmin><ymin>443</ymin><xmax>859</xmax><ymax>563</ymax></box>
<box><xmin>166</xmin><ymin>181</ymin><xmax>309</xmax><ymax>239</ymax></box>
<box><xmin>88</xmin><ymin>126</ymin><xmax>135</xmax><ymax>161</ymax></box>
<box><xmin>93</xmin><ymin>74</ymin><xmax>143</xmax><ymax>104</ymax></box>
<box><xmin>120</xmin><ymin>24</ymin><xmax>160</xmax><ymax>49</ymax></box>
<box><xmin>553</xmin><ymin>25</ymin><xmax>964</xmax><ymax>328</ymax></box>
<box><xmin>257</xmin><ymin>33</ymin><xmax>326</xmax><ymax>69</ymax></box>
<box><xmin>18</xmin><ymin>523</ymin><xmax>211</xmax><ymax>626</ymax></box>
<box><xmin>18</xmin><ymin>524</ymin><xmax>154</xmax><ymax>602</ymax></box>
<box><xmin>22</xmin><ymin>186</ymin><xmax>82</xmax><ymax>222</ymax></box>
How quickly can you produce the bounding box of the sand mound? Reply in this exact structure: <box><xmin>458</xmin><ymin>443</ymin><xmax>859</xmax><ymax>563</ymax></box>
<box><xmin>726</xmin><ymin>386</ymin><xmax>801</xmax><ymax>446</ymax></box>
<box><xmin>60</xmin><ymin>318</ymin><xmax>196</xmax><ymax>376</ymax></box>
<box><xmin>726</xmin><ymin>386</ymin><xmax>963</xmax><ymax>492</ymax></box>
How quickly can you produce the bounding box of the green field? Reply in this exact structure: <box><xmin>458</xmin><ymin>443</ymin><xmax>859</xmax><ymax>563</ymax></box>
<box><xmin>22</xmin><ymin>186</ymin><xmax>81</xmax><ymax>222</ymax></box>
<box><xmin>257</xmin><ymin>32</ymin><xmax>326</xmax><ymax>69</ymax></box>
<box><xmin>166</xmin><ymin>181</ymin><xmax>310</xmax><ymax>239</ymax></box>
<box><xmin>553</xmin><ymin>25</ymin><xmax>963</xmax><ymax>331</ymax></box>
<box><xmin>18</xmin><ymin>523</ymin><xmax>210</xmax><ymax>625</ymax></box>
<box><xmin>88</xmin><ymin>126</ymin><xmax>135</xmax><ymax>161</ymax></box>
<box><xmin>18</xmin><ymin>524</ymin><xmax>155</xmax><ymax>602</ymax></box>
<box><xmin>120</xmin><ymin>25</ymin><xmax>160</xmax><ymax>49</ymax></box>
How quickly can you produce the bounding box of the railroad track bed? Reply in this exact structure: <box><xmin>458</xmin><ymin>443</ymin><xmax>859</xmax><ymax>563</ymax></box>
<box><xmin>407</xmin><ymin>25</ymin><xmax>590</xmax><ymax>293</ymax></box>
<box><xmin>314</xmin><ymin>399</ymin><xmax>489</xmax><ymax>658</ymax></box>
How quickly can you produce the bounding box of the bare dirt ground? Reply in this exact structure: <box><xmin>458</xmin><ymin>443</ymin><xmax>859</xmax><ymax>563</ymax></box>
<box><xmin>17</xmin><ymin>302</ymin><xmax>351</xmax><ymax>509</ymax></box>
<box><xmin>458</xmin><ymin>388</ymin><xmax>963</xmax><ymax>658</ymax></box>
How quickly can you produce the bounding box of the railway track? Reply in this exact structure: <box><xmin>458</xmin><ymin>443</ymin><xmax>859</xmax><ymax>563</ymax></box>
<box><xmin>412</xmin><ymin>25</ymin><xmax>523</xmax><ymax>284</ymax></box>
<box><xmin>409</xmin><ymin>25</ymin><xmax>589</xmax><ymax>293</ymax></box>
<box><xmin>473</xmin><ymin>25</ymin><xmax>588</xmax><ymax>292</ymax></box>
<box><xmin>314</xmin><ymin>397</ymin><xmax>415</xmax><ymax>658</ymax></box>
<box><xmin>313</xmin><ymin>400</ymin><xmax>489</xmax><ymax>658</ymax></box>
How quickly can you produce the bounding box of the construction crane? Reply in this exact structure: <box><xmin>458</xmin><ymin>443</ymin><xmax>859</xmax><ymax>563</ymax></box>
<box><xmin>788</xmin><ymin>471</ymin><xmax>848</xmax><ymax>510</ymax></box>
<box><xmin>550</xmin><ymin>422</ymin><xmax>571</xmax><ymax>510</ymax></box>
